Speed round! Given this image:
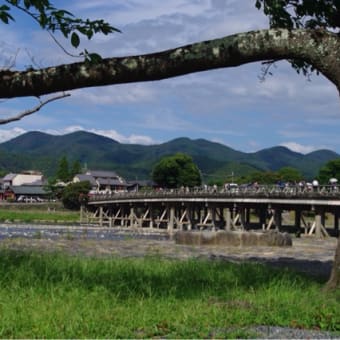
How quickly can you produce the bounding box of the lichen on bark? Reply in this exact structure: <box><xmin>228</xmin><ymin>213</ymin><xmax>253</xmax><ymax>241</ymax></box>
<box><xmin>1</xmin><ymin>28</ymin><xmax>339</xmax><ymax>99</ymax></box>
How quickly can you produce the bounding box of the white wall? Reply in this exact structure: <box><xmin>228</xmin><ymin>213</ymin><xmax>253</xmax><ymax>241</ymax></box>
<box><xmin>12</xmin><ymin>174</ymin><xmax>42</xmax><ymax>186</ymax></box>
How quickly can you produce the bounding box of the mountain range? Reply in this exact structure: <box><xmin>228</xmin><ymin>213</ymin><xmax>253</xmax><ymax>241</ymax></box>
<box><xmin>0</xmin><ymin>131</ymin><xmax>339</xmax><ymax>181</ymax></box>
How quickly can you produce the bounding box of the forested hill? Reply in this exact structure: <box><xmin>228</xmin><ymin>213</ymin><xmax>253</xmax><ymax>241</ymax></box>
<box><xmin>0</xmin><ymin>131</ymin><xmax>339</xmax><ymax>180</ymax></box>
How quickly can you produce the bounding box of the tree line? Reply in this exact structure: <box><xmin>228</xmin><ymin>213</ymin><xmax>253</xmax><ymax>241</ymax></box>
<box><xmin>151</xmin><ymin>153</ymin><xmax>340</xmax><ymax>188</ymax></box>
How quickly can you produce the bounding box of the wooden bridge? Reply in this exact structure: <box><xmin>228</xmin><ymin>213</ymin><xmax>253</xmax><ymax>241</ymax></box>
<box><xmin>82</xmin><ymin>184</ymin><xmax>340</xmax><ymax>237</ymax></box>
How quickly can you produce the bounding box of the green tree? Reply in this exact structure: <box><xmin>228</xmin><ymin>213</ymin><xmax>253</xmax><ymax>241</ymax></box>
<box><xmin>70</xmin><ymin>160</ymin><xmax>82</xmax><ymax>179</ymax></box>
<box><xmin>152</xmin><ymin>153</ymin><xmax>201</xmax><ymax>188</ymax></box>
<box><xmin>244</xmin><ymin>167</ymin><xmax>303</xmax><ymax>184</ymax></box>
<box><xmin>43</xmin><ymin>177</ymin><xmax>61</xmax><ymax>200</ymax></box>
<box><xmin>246</xmin><ymin>171</ymin><xmax>280</xmax><ymax>185</ymax></box>
<box><xmin>56</xmin><ymin>156</ymin><xmax>70</xmax><ymax>182</ymax></box>
<box><xmin>318</xmin><ymin>159</ymin><xmax>340</xmax><ymax>184</ymax></box>
<box><xmin>61</xmin><ymin>180</ymin><xmax>91</xmax><ymax>210</ymax></box>
<box><xmin>277</xmin><ymin>167</ymin><xmax>303</xmax><ymax>183</ymax></box>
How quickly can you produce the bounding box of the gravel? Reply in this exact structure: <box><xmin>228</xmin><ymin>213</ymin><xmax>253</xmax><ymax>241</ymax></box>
<box><xmin>248</xmin><ymin>325</ymin><xmax>340</xmax><ymax>339</ymax></box>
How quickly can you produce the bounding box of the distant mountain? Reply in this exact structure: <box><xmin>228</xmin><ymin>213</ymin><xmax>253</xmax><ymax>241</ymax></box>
<box><xmin>0</xmin><ymin>131</ymin><xmax>339</xmax><ymax>180</ymax></box>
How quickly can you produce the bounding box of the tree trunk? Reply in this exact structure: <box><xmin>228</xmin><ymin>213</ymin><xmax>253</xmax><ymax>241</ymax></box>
<box><xmin>326</xmin><ymin>236</ymin><xmax>340</xmax><ymax>290</ymax></box>
<box><xmin>0</xmin><ymin>28</ymin><xmax>340</xmax><ymax>99</ymax></box>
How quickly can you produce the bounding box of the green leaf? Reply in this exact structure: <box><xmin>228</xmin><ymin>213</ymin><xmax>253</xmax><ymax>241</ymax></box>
<box><xmin>86</xmin><ymin>30</ymin><xmax>93</xmax><ymax>39</ymax></box>
<box><xmin>88</xmin><ymin>53</ymin><xmax>102</xmax><ymax>64</ymax></box>
<box><xmin>255</xmin><ymin>0</ymin><xmax>262</xmax><ymax>10</ymax></box>
<box><xmin>0</xmin><ymin>6</ymin><xmax>14</xmax><ymax>24</ymax></box>
<box><xmin>23</xmin><ymin>0</ymin><xmax>31</xmax><ymax>9</ymax></box>
<box><xmin>71</xmin><ymin>32</ymin><xmax>80</xmax><ymax>48</ymax></box>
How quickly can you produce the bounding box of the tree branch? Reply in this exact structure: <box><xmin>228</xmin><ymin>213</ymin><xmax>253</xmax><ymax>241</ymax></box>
<box><xmin>0</xmin><ymin>29</ymin><xmax>339</xmax><ymax>99</ymax></box>
<box><xmin>0</xmin><ymin>93</ymin><xmax>70</xmax><ymax>125</ymax></box>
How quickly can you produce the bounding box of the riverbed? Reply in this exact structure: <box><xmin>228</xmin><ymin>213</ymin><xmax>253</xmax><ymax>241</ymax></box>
<box><xmin>0</xmin><ymin>223</ymin><xmax>337</xmax><ymax>279</ymax></box>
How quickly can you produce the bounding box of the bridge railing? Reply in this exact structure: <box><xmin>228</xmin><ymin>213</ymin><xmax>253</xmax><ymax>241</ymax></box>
<box><xmin>88</xmin><ymin>184</ymin><xmax>340</xmax><ymax>202</ymax></box>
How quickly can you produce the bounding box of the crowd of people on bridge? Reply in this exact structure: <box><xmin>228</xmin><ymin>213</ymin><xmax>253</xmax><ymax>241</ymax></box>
<box><xmin>90</xmin><ymin>177</ymin><xmax>339</xmax><ymax>199</ymax></box>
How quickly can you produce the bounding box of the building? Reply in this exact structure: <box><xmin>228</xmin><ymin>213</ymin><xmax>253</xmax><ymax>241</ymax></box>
<box><xmin>2</xmin><ymin>171</ymin><xmax>44</xmax><ymax>188</ymax></box>
<box><xmin>0</xmin><ymin>171</ymin><xmax>47</xmax><ymax>201</ymax></box>
<box><xmin>73</xmin><ymin>170</ymin><xmax>128</xmax><ymax>193</ymax></box>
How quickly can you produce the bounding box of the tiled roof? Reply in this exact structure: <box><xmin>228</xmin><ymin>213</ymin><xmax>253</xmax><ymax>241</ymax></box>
<box><xmin>10</xmin><ymin>185</ymin><xmax>47</xmax><ymax>195</ymax></box>
<box><xmin>97</xmin><ymin>178</ymin><xmax>127</xmax><ymax>186</ymax></box>
<box><xmin>127</xmin><ymin>180</ymin><xmax>156</xmax><ymax>187</ymax></box>
<box><xmin>86</xmin><ymin>170</ymin><xmax>119</xmax><ymax>179</ymax></box>
<box><xmin>75</xmin><ymin>174</ymin><xmax>97</xmax><ymax>186</ymax></box>
<box><xmin>3</xmin><ymin>173</ymin><xmax>17</xmax><ymax>181</ymax></box>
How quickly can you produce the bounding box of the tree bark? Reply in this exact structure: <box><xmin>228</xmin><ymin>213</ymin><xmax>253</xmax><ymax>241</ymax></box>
<box><xmin>326</xmin><ymin>237</ymin><xmax>340</xmax><ymax>290</ymax></box>
<box><xmin>0</xmin><ymin>28</ymin><xmax>340</xmax><ymax>99</ymax></box>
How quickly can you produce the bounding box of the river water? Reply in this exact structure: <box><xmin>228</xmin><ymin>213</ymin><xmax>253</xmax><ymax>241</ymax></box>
<box><xmin>0</xmin><ymin>224</ymin><xmax>170</xmax><ymax>241</ymax></box>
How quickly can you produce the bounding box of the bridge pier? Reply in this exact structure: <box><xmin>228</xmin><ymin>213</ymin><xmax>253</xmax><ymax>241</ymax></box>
<box><xmin>99</xmin><ymin>206</ymin><xmax>103</xmax><ymax>227</ymax></box>
<box><xmin>295</xmin><ymin>209</ymin><xmax>301</xmax><ymax>229</ymax></box>
<box><xmin>224</xmin><ymin>208</ymin><xmax>231</xmax><ymax>230</ymax></box>
<box><xmin>239</xmin><ymin>206</ymin><xmax>246</xmax><ymax>230</ymax></box>
<box><xmin>307</xmin><ymin>209</ymin><xmax>329</xmax><ymax>237</ymax></box>
<box><xmin>274</xmin><ymin>208</ymin><xmax>282</xmax><ymax>230</ymax></box>
<box><xmin>168</xmin><ymin>206</ymin><xmax>175</xmax><ymax>233</ymax></box>
<box><xmin>259</xmin><ymin>207</ymin><xmax>266</xmax><ymax>230</ymax></box>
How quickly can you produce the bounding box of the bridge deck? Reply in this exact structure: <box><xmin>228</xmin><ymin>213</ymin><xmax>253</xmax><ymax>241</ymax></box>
<box><xmin>84</xmin><ymin>185</ymin><xmax>340</xmax><ymax>237</ymax></box>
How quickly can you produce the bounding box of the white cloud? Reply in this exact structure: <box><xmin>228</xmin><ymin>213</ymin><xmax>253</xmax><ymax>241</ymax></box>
<box><xmin>72</xmin><ymin>0</ymin><xmax>211</xmax><ymax>26</ymax></box>
<box><xmin>0</xmin><ymin>127</ymin><xmax>26</xmax><ymax>142</ymax></box>
<box><xmin>46</xmin><ymin>125</ymin><xmax>84</xmax><ymax>135</ymax></box>
<box><xmin>280</xmin><ymin>142</ymin><xmax>318</xmax><ymax>154</ymax></box>
<box><xmin>86</xmin><ymin>128</ymin><xmax>157</xmax><ymax>144</ymax></box>
<box><xmin>71</xmin><ymin>84</ymin><xmax>155</xmax><ymax>105</ymax></box>
<box><xmin>45</xmin><ymin>126</ymin><xmax>156</xmax><ymax>145</ymax></box>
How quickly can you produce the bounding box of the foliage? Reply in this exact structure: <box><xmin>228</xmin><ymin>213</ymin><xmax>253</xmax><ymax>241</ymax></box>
<box><xmin>70</xmin><ymin>160</ymin><xmax>82</xmax><ymax>178</ymax></box>
<box><xmin>255</xmin><ymin>0</ymin><xmax>340</xmax><ymax>32</ymax></box>
<box><xmin>0</xmin><ymin>0</ymin><xmax>120</xmax><ymax>62</ymax></box>
<box><xmin>244</xmin><ymin>170</ymin><xmax>281</xmax><ymax>184</ymax></box>
<box><xmin>152</xmin><ymin>153</ymin><xmax>201</xmax><ymax>188</ymax></box>
<box><xmin>277</xmin><ymin>166</ymin><xmax>303</xmax><ymax>182</ymax></box>
<box><xmin>318</xmin><ymin>159</ymin><xmax>340</xmax><ymax>184</ymax></box>
<box><xmin>43</xmin><ymin>177</ymin><xmax>62</xmax><ymax>200</ymax></box>
<box><xmin>61</xmin><ymin>180</ymin><xmax>90</xmax><ymax>210</ymax></box>
<box><xmin>255</xmin><ymin>0</ymin><xmax>340</xmax><ymax>76</ymax></box>
<box><xmin>0</xmin><ymin>251</ymin><xmax>338</xmax><ymax>338</ymax></box>
<box><xmin>56</xmin><ymin>155</ymin><xmax>69</xmax><ymax>182</ymax></box>
<box><xmin>55</xmin><ymin>156</ymin><xmax>82</xmax><ymax>182</ymax></box>
<box><xmin>240</xmin><ymin>166</ymin><xmax>302</xmax><ymax>184</ymax></box>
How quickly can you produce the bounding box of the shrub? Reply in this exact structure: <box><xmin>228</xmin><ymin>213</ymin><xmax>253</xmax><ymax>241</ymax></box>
<box><xmin>61</xmin><ymin>181</ymin><xmax>91</xmax><ymax>210</ymax></box>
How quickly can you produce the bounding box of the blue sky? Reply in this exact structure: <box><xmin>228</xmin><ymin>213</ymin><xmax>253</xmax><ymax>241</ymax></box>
<box><xmin>1</xmin><ymin>0</ymin><xmax>340</xmax><ymax>154</ymax></box>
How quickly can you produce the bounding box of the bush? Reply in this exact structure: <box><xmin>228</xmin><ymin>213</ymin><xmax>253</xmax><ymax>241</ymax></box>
<box><xmin>61</xmin><ymin>181</ymin><xmax>91</xmax><ymax>210</ymax></box>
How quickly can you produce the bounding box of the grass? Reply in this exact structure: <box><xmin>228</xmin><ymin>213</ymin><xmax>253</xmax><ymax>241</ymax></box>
<box><xmin>0</xmin><ymin>250</ymin><xmax>338</xmax><ymax>338</ymax></box>
<box><xmin>0</xmin><ymin>208</ymin><xmax>79</xmax><ymax>223</ymax></box>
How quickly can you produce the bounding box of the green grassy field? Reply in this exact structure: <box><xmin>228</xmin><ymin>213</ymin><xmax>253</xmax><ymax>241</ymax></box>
<box><xmin>0</xmin><ymin>250</ymin><xmax>338</xmax><ymax>338</ymax></box>
<box><xmin>0</xmin><ymin>203</ymin><xmax>79</xmax><ymax>223</ymax></box>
